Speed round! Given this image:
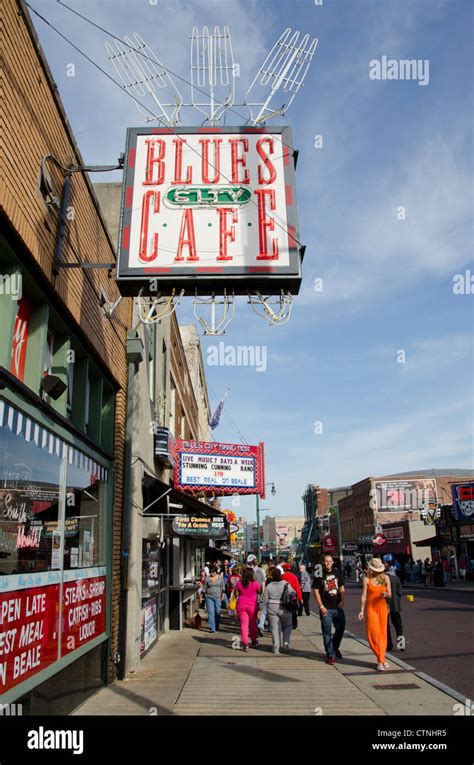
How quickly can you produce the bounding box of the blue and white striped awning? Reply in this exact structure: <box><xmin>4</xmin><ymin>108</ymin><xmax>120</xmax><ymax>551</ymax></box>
<box><xmin>0</xmin><ymin>400</ymin><xmax>108</xmax><ymax>482</ymax></box>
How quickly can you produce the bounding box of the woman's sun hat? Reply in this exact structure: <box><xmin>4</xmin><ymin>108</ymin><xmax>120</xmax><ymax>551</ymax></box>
<box><xmin>368</xmin><ymin>557</ymin><xmax>385</xmax><ymax>573</ymax></box>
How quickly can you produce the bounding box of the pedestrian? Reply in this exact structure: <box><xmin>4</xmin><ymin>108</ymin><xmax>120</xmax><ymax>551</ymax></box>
<box><xmin>344</xmin><ymin>562</ymin><xmax>352</xmax><ymax>581</ymax></box>
<box><xmin>198</xmin><ymin>568</ymin><xmax>207</xmax><ymax>603</ymax></box>
<box><xmin>312</xmin><ymin>553</ymin><xmax>346</xmax><ymax>665</ymax></box>
<box><xmin>298</xmin><ymin>564</ymin><xmax>312</xmax><ymax>616</ymax></box>
<box><xmin>383</xmin><ymin>556</ymin><xmax>404</xmax><ymax>652</ymax></box>
<box><xmin>261</xmin><ymin>566</ymin><xmax>297</xmax><ymax>654</ymax></box>
<box><xmin>282</xmin><ymin>563</ymin><xmax>303</xmax><ymax>628</ymax></box>
<box><xmin>204</xmin><ymin>561</ymin><xmax>210</xmax><ymax>576</ymax></box>
<box><xmin>228</xmin><ymin>565</ymin><xmax>241</xmax><ymax>625</ymax></box>
<box><xmin>249</xmin><ymin>559</ymin><xmax>267</xmax><ymax>636</ymax></box>
<box><xmin>426</xmin><ymin>559</ymin><xmax>434</xmax><ymax>586</ymax></box>
<box><xmin>442</xmin><ymin>556</ymin><xmax>451</xmax><ymax>584</ymax></box>
<box><xmin>203</xmin><ymin>566</ymin><xmax>224</xmax><ymax>633</ymax></box>
<box><xmin>277</xmin><ymin>557</ymin><xmax>286</xmax><ymax>573</ymax></box>
<box><xmin>258</xmin><ymin>560</ymin><xmax>276</xmax><ymax>634</ymax></box>
<box><xmin>459</xmin><ymin>554</ymin><xmax>468</xmax><ymax>582</ymax></box>
<box><xmin>235</xmin><ymin>566</ymin><xmax>261</xmax><ymax>651</ymax></box>
<box><xmin>358</xmin><ymin>558</ymin><xmax>392</xmax><ymax>671</ymax></box>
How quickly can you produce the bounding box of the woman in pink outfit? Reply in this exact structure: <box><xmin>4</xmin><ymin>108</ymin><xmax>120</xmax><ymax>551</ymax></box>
<box><xmin>235</xmin><ymin>566</ymin><xmax>261</xmax><ymax>651</ymax></box>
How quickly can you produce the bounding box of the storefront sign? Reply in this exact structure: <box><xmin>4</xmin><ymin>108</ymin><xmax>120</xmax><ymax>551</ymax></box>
<box><xmin>374</xmin><ymin>479</ymin><xmax>437</xmax><ymax>512</ymax></box>
<box><xmin>383</xmin><ymin>526</ymin><xmax>404</xmax><ymax>542</ymax></box>
<box><xmin>373</xmin><ymin>533</ymin><xmax>387</xmax><ymax>547</ymax></box>
<box><xmin>117</xmin><ymin>127</ymin><xmax>302</xmax><ymax>296</ymax></box>
<box><xmin>10</xmin><ymin>297</ymin><xmax>31</xmax><ymax>382</ymax></box>
<box><xmin>62</xmin><ymin>572</ymin><xmax>106</xmax><ymax>655</ymax></box>
<box><xmin>322</xmin><ymin>535</ymin><xmax>337</xmax><ymax>552</ymax></box>
<box><xmin>452</xmin><ymin>483</ymin><xmax>474</xmax><ymax>521</ymax></box>
<box><xmin>171</xmin><ymin>515</ymin><xmax>228</xmax><ymax>540</ymax></box>
<box><xmin>0</xmin><ymin>580</ymin><xmax>60</xmax><ymax>693</ymax></box>
<box><xmin>174</xmin><ymin>439</ymin><xmax>265</xmax><ymax>496</ymax></box>
<box><xmin>342</xmin><ymin>542</ymin><xmax>358</xmax><ymax>552</ymax></box>
<box><xmin>140</xmin><ymin>597</ymin><xmax>157</xmax><ymax>656</ymax></box>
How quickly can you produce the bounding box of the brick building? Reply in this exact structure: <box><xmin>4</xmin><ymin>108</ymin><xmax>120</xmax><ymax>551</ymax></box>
<box><xmin>338</xmin><ymin>469</ymin><xmax>474</xmax><ymax>563</ymax></box>
<box><xmin>1</xmin><ymin>0</ymin><xmax>131</xmax><ymax>711</ymax></box>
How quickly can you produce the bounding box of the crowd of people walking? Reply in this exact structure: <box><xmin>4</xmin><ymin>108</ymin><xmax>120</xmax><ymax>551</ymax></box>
<box><xmin>198</xmin><ymin>552</ymin><xmax>407</xmax><ymax>670</ymax></box>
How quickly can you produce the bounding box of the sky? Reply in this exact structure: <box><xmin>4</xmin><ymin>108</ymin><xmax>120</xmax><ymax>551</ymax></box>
<box><xmin>27</xmin><ymin>0</ymin><xmax>474</xmax><ymax>522</ymax></box>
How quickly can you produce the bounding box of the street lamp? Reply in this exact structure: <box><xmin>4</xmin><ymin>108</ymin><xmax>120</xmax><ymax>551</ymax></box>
<box><xmin>256</xmin><ymin>482</ymin><xmax>276</xmax><ymax>562</ymax></box>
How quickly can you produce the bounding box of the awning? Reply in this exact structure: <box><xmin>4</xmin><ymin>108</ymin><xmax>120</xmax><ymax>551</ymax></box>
<box><xmin>414</xmin><ymin>535</ymin><xmax>443</xmax><ymax>547</ymax></box>
<box><xmin>0</xmin><ymin>399</ymin><xmax>108</xmax><ymax>481</ymax></box>
<box><xmin>142</xmin><ymin>474</ymin><xmax>227</xmax><ymax>520</ymax></box>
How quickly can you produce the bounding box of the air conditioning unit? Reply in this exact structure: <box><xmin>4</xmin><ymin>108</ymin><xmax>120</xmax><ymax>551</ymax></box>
<box><xmin>154</xmin><ymin>427</ymin><xmax>175</xmax><ymax>469</ymax></box>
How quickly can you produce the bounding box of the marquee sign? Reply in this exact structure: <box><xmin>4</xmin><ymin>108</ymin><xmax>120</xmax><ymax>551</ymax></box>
<box><xmin>174</xmin><ymin>440</ymin><xmax>265</xmax><ymax>496</ymax></box>
<box><xmin>116</xmin><ymin>127</ymin><xmax>302</xmax><ymax>295</ymax></box>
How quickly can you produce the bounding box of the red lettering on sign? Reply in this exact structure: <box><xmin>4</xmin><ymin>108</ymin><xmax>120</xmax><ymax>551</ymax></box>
<box><xmin>176</xmin><ymin>209</ymin><xmax>198</xmax><ymax>261</ymax></box>
<box><xmin>229</xmin><ymin>139</ymin><xmax>250</xmax><ymax>184</ymax></box>
<box><xmin>139</xmin><ymin>191</ymin><xmax>160</xmax><ymax>262</ymax></box>
<box><xmin>199</xmin><ymin>138</ymin><xmax>222</xmax><ymax>183</ymax></box>
<box><xmin>172</xmin><ymin>139</ymin><xmax>192</xmax><ymax>184</ymax></box>
<box><xmin>143</xmin><ymin>139</ymin><xmax>165</xmax><ymax>185</ymax></box>
<box><xmin>217</xmin><ymin>208</ymin><xmax>238</xmax><ymax>261</ymax></box>
<box><xmin>254</xmin><ymin>189</ymin><xmax>278</xmax><ymax>260</ymax></box>
<box><xmin>10</xmin><ymin>298</ymin><xmax>31</xmax><ymax>382</ymax></box>
<box><xmin>256</xmin><ymin>137</ymin><xmax>276</xmax><ymax>185</ymax></box>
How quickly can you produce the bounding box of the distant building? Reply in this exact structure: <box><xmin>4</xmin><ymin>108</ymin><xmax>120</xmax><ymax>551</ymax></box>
<box><xmin>338</xmin><ymin>469</ymin><xmax>474</xmax><ymax>566</ymax></box>
<box><xmin>263</xmin><ymin>515</ymin><xmax>305</xmax><ymax>557</ymax></box>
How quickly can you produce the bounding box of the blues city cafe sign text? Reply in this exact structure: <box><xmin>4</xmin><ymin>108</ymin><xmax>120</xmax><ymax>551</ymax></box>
<box><xmin>116</xmin><ymin>127</ymin><xmax>302</xmax><ymax>295</ymax></box>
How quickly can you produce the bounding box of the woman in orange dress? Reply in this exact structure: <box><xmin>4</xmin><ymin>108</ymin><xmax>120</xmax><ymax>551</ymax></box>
<box><xmin>358</xmin><ymin>557</ymin><xmax>392</xmax><ymax>671</ymax></box>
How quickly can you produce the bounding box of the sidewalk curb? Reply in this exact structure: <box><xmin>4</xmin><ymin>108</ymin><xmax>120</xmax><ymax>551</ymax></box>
<box><xmin>343</xmin><ymin>630</ymin><xmax>469</xmax><ymax>706</ymax></box>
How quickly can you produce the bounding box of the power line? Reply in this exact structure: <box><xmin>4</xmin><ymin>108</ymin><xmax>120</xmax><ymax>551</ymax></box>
<box><xmin>55</xmin><ymin>0</ymin><xmax>299</xmax><ymax>155</ymax></box>
<box><xmin>26</xmin><ymin>1</ymin><xmax>305</xmax><ymax>256</ymax></box>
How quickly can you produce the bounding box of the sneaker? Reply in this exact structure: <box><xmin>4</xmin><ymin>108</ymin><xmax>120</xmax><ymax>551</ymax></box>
<box><xmin>242</xmin><ymin>644</ymin><xmax>249</xmax><ymax>652</ymax></box>
<box><xmin>376</xmin><ymin>663</ymin><xmax>385</xmax><ymax>671</ymax></box>
<box><xmin>335</xmin><ymin>649</ymin><xmax>342</xmax><ymax>659</ymax></box>
<box><xmin>326</xmin><ymin>656</ymin><xmax>336</xmax><ymax>665</ymax></box>
<box><xmin>283</xmin><ymin>642</ymin><xmax>290</xmax><ymax>653</ymax></box>
<box><xmin>272</xmin><ymin>648</ymin><xmax>280</xmax><ymax>655</ymax></box>
<box><xmin>251</xmin><ymin>640</ymin><xmax>259</xmax><ymax>648</ymax></box>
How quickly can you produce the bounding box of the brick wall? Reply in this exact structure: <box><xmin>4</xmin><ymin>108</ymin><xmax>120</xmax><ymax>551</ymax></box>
<box><xmin>2</xmin><ymin>0</ymin><xmax>131</xmax><ymax>680</ymax></box>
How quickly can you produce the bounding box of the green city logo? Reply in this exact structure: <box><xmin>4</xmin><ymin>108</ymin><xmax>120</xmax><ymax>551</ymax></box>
<box><xmin>166</xmin><ymin>186</ymin><xmax>251</xmax><ymax>206</ymax></box>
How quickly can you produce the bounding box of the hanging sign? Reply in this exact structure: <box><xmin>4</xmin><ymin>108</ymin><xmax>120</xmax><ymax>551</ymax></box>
<box><xmin>171</xmin><ymin>515</ymin><xmax>228</xmax><ymax>539</ymax></box>
<box><xmin>174</xmin><ymin>439</ymin><xmax>265</xmax><ymax>496</ymax></box>
<box><xmin>116</xmin><ymin>127</ymin><xmax>302</xmax><ymax>295</ymax></box>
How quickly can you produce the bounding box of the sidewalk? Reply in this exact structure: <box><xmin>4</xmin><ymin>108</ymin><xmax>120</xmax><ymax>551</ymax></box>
<box><xmin>72</xmin><ymin>609</ymin><xmax>460</xmax><ymax>717</ymax></box>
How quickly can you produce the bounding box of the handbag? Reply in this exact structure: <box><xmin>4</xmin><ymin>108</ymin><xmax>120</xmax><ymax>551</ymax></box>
<box><xmin>228</xmin><ymin>592</ymin><xmax>237</xmax><ymax>611</ymax></box>
<box><xmin>282</xmin><ymin>582</ymin><xmax>297</xmax><ymax>612</ymax></box>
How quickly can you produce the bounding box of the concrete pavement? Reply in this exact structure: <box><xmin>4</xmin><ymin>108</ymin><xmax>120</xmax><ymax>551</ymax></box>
<box><xmin>73</xmin><ymin>608</ymin><xmax>461</xmax><ymax>717</ymax></box>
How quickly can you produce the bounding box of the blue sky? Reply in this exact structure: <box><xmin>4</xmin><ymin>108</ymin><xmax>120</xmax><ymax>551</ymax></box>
<box><xmin>28</xmin><ymin>0</ymin><xmax>473</xmax><ymax>522</ymax></box>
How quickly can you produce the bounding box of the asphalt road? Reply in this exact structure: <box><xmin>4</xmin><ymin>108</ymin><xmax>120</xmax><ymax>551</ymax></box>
<box><xmin>310</xmin><ymin>582</ymin><xmax>474</xmax><ymax>700</ymax></box>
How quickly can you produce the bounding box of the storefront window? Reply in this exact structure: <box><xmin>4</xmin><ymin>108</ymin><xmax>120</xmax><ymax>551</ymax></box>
<box><xmin>0</xmin><ymin>419</ymin><xmax>62</xmax><ymax>575</ymax></box>
<box><xmin>65</xmin><ymin>460</ymin><xmax>106</xmax><ymax>569</ymax></box>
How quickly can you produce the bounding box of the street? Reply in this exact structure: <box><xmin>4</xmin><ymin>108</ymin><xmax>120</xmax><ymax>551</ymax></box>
<box><xmin>311</xmin><ymin>583</ymin><xmax>474</xmax><ymax>700</ymax></box>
